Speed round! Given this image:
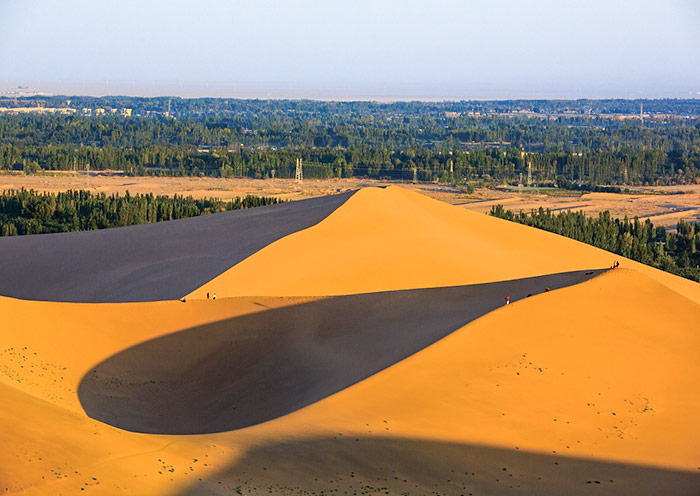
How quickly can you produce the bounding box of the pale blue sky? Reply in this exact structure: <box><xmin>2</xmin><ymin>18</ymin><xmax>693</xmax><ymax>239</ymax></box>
<box><xmin>1</xmin><ymin>0</ymin><xmax>699</xmax><ymax>99</ymax></box>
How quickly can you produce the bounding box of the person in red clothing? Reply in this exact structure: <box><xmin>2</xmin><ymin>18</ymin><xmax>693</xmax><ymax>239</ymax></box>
<box><xmin>504</xmin><ymin>296</ymin><xmax>510</xmax><ymax>305</ymax></box>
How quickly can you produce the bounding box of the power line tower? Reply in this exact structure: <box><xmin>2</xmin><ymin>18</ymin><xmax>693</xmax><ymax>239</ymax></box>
<box><xmin>295</xmin><ymin>157</ymin><xmax>303</xmax><ymax>183</ymax></box>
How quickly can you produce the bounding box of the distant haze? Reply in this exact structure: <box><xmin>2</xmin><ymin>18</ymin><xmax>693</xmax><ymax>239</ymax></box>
<box><xmin>1</xmin><ymin>0</ymin><xmax>699</xmax><ymax>100</ymax></box>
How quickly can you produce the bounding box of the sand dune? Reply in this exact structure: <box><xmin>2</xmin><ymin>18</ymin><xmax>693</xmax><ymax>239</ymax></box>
<box><xmin>266</xmin><ymin>269</ymin><xmax>700</xmax><ymax>468</ymax></box>
<box><xmin>187</xmin><ymin>186</ymin><xmax>700</xmax><ymax>304</ymax></box>
<box><xmin>78</xmin><ymin>270</ymin><xmax>600</xmax><ymax>434</ymax></box>
<box><xmin>180</xmin><ymin>269</ymin><xmax>700</xmax><ymax>495</ymax></box>
<box><xmin>0</xmin><ymin>192</ymin><xmax>350</xmax><ymax>302</ymax></box>
<box><xmin>1</xmin><ymin>185</ymin><xmax>698</xmax><ymax>496</ymax></box>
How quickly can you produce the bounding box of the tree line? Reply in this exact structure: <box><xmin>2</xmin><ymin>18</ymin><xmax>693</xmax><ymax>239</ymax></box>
<box><xmin>0</xmin><ymin>98</ymin><xmax>699</xmax><ymax>185</ymax></box>
<box><xmin>2</xmin><ymin>141</ymin><xmax>699</xmax><ymax>185</ymax></box>
<box><xmin>0</xmin><ymin>189</ymin><xmax>281</xmax><ymax>236</ymax></box>
<box><xmin>3</xmin><ymin>95</ymin><xmax>700</xmax><ymax>118</ymax></box>
<box><xmin>489</xmin><ymin>205</ymin><xmax>700</xmax><ymax>282</ymax></box>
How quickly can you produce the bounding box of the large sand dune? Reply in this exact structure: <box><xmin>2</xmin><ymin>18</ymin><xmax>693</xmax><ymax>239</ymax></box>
<box><xmin>178</xmin><ymin>269</ymin><xmax>700</xmax><ymax>495</ymax></box>
<box><xmin>78</xmin><ymin>270</ymin><xmax>600</xmax><ymax>434</ymax></box>
<box><xmin>0</xmin><ymin>185</ymin><xmax>698</xmax><ymax>495</ymax></box>
<box><xmin>187</xmin><ymin>186</ymin><xmax>700</xmax><ymax>303</ymax></box>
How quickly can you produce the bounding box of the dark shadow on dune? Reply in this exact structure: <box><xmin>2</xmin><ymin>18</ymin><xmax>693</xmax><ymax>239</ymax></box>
<box><xmin>0</xmin><ymin>191</ymin><xmax>353</xmax><ymax>303</ymax></box>
<box><xmin>78</xmin><ymin>269</ymin><xmax>604</xmax><ymax>435</ymax></box>
<box><xmin>176</xmin><ymin>437</ymin><xmax>700</xmax><ymax>496</ymax></box>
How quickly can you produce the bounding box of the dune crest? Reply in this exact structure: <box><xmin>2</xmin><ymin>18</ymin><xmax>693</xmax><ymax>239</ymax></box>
<box><xmin>188</xmin><ymin>186</ymin><xmax>700</xmax><ymax>302</ymax></box>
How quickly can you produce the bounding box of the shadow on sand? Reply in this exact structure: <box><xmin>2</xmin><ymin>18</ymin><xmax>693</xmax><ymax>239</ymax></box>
<box><xmin>0</xmin><ymin>192</ymin><xmax>353</xmax><ymax>303</ymax></box>
<box><xmin>175</xmin><ymin>436</ymin><xmax>700</xmax><ymax>496</ymax></box>
<box><xmin>78</xmin><ymin>270</ymin><xmax>604</xmax><ymax>435</ymax></box>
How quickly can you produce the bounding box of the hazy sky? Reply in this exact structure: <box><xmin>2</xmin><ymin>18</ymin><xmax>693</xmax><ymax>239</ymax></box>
<box><xmin>1</xmin><ymin>0</ymin><xmax>699</xmax><ymax>99</ymax></box>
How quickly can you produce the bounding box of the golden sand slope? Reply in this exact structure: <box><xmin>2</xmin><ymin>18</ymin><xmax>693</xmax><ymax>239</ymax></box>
<box><xmin>187</xmin><ymin>186</ymin><xmax>700</xmax><ymax>303</ymax></box>
<box><xmin>0</xmin><ymin>296</ymin><xmax>314</xmax><ymax>495</ymax></box>
<box><xmin>187</xmin><ymin>271</ymin><xmax>700</xmax><ymax>495</ymax></box>
<box><xmin>2</xmin><ymin>271</ymin><xmax>698</xmax><ymax>495</ymax></box>
<box><xmin>269</xmin><ymin>269</ymin><xmax>700</xmax><ymax>468</ymax></box>
<box><xmin>1</xmin><ymin>186</ymin><xmax>698</xmax><ymax>495</ymax></box>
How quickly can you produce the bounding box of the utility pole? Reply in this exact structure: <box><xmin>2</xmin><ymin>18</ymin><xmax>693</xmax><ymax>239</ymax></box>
<box><xmin>295</xmin><ymin>157</ymin><xmax>303</xmax><ymax>183</ymax></box>
<box><xmin>640</xmin><ymin>103</ymin><xmax>643</xmax><ymax>127</ymax></box>
<box><xmin>527</xmin><ymin>161</ymin><xmax>532</xmax><ymax>186</ymax></box>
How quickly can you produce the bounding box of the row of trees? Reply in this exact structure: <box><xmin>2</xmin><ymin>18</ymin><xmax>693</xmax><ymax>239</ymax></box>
<box><xmin>2</xmin><ymin>111</ymin><xmax>699</xmax><ymax>154</ymax></box>
<box><xmin>2</xmin><ymin>143</ymin><xmax>699</xmax><ymax>184</ymax></box>
<box><xmin>0</xmin><ymin>189</ymin><xmax>280</xmax><ymax>236</ymax></box>
<box><xmin>3</xmin><ymin>95</ymin><xmax>700</xmax><ymax>119</ymax></box>
<box><xmin>490</xmin><ymin>205</ymin><xmax>700</xmax><ymax>282</ymax></box>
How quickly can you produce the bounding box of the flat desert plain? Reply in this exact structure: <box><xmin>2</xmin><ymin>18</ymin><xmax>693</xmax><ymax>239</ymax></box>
<box><xmin>0</xmin><ymin>185</ymin><xmax>698</xmax><ymax>496</ymax></box>
<box><xmin>1</xmin><ymin>171</ymin><xmax>699</xmax><ymax>228</ymax></box>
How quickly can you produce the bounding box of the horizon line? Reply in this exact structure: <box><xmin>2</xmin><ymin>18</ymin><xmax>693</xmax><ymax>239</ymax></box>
<box><xmin>3</xmin><ymin>82</ymin><xmax>700</xmax><ymax>103</ymax></box>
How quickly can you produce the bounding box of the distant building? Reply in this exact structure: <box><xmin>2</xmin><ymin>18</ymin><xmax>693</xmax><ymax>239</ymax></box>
<box><xmin>0</xmin><ymin>106</ymin><xmax>75</xmax><ymax>115</ymax></box>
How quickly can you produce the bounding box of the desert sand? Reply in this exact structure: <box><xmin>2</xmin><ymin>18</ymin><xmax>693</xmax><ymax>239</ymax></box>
<box><xmin>188</xmin><ymin>186</ymin><xmax>700</xmax><ymax>303</ymax></box>
<box><xmin>0</xmin><ymin>186</ymin><xmax>698</xmax><ymax>495</ymax></box>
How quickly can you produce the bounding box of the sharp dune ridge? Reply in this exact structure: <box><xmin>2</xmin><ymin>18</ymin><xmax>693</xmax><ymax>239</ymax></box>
<box><xmin>0</xmin><ymin>191</ymin><xmax>352</xmax><ymax>303</ymax></box>
<box><xmin>0</xmin><ymin>185</ymin><xmax>698</xmax><ymax>496</ymax></box>
<box><xmin>188</xmin><ymin>185</ymin><xmax>700</xmax><ymax>304</ymax></box>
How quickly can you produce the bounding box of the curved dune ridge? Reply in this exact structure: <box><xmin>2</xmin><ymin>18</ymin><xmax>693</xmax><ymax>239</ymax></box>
<box><xmin>187</xmin><ymin>185</ymin><xmax>700</xmax><ymax>304</ymax></box>
<box><xmin>0</xmin><ymin>186</ymin><xmax>698</xmax><ymax>496</ymax></box>
<box><xmin>0</xmin><ymin>192</ymin><xmax>352</xmax><ymax>302</ymax></box>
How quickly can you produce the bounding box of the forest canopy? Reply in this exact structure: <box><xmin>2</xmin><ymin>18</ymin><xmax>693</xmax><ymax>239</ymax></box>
<box><xmin>0</xmin><ymin>189</ymin><xmax>281</xmax><ymax>236</ymax></box>
<box><xmin>0</xmin><ymin>97</ymin><xmax>698</xmax><ymax>185</ymax></box>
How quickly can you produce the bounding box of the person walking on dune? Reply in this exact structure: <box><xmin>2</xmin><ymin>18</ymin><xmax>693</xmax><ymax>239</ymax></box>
<box><xmin>504</xmin><ymin>296</ymin><xmax>510</xmax><ymax>305</ymax></box>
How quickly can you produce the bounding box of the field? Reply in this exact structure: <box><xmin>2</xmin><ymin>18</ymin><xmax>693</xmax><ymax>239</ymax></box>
<box><xmin>2</xmin><ymin>171</ymin><xmax>699</xmax><ymax>228</ymax></box>
<box><xmin>457</xmin><ymin>185</ymin><xmax>700</xmax><ymax>229</ymax></box>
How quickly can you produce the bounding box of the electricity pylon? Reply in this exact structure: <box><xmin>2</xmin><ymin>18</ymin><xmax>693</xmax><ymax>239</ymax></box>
<box><xmin>295</xmin><ymin>158</ymin><xmax>303</xmax><ymax>183</ymax></box>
